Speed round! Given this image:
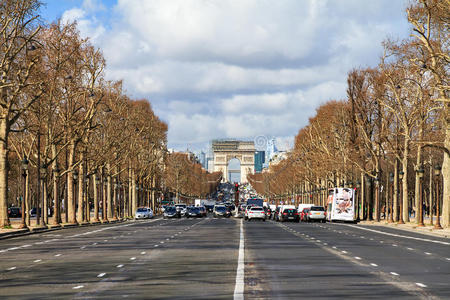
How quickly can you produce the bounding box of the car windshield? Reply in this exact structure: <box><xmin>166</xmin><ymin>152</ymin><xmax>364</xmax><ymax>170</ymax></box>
<box><xmin>284</xmin><ymin>209</ymin><xmax>296</xmax><ymax>213</ymax></box>
<box><xmin>166</xmin><ymin>207</ymin><xmax>176</xmax><ymax>213</ymax></box>
<box><xmin>137</xmin><ymin>208</ymin><xmax>147</xmax><ymax>212</ymax></box>
<box><xmin>215</xmin><ymin>206</ymin><xmax>226</xmax><ymax>212</ymax></box>
<box><xmin>310</xmin><ymin>206</ymin><xmax>325</xmax><ymax>211</ymax></box>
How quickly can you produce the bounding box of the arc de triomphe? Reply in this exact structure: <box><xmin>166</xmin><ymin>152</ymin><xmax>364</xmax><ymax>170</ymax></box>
<box><xmin>212</xmin><ymin>140</ymin><xmax>255</xmax><ymax>183</ymax></box>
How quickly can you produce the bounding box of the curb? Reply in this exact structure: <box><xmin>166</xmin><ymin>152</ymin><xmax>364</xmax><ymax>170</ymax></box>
<box><xmin>0</xmin><ymin>218</ymin><xmax>130</xmax><ymax>240</ymax></box>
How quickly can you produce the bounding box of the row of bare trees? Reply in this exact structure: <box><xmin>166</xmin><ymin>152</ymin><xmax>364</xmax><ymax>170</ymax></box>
<box><xmin>1</xmin><ymin>1</ymin><xmax>169</xmax><ymax>227</ymax></box>
<box><xmin>248</xmin><ymin>0</ymin><xmax>449</xmax><ymax>228</ymax></box>
<box><xmin>165</xmin><ymin>152</ymin><xmax>222</xmax><ymax>204</ymax></box>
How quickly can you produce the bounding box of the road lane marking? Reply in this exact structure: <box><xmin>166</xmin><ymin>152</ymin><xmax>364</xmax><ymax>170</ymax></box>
<box><xmin>424</xmin><ymin>252</ymin><xmax>431</xmax><ymax>255</ymax></box>
<box><xmin>339</xmin><ymin>224</ymin><xmax>450</xmax><ymax>245</ymax></box>
<box><xmin>55</xmin><ymin>254</ymin><xmax>62</xmax><ymax>257</ymax></box>
<box><xmin>407</xmin><ymin>247</ymin><xmax>414</xmax><ymax>251</ymax></box>
<box><xmin>72</xmin><ymin>285</ymin><xmax>84</xmax><ymax>289</ymax></box>
<box><xmin>140</xmin><ymin>252</ymin><xmax>146</xmax><ymax>255</ymax></box>
<box><xmin>130</xmin><ymin>257</ymin><xmax>136</xmax><ymax>260</ymax></box>
<box><xmin>97</xmin><ymin>273</ymin><xmax>106</xmax><ymax>278</ymax></box>
<box><xmin>370</xmin><ymin>263</ymin><xmax>378</xmax><ymax>267</ymax></box>
<box><xmin>341</xmin><ymin>250</ymin><xmax>348</xmax><ymax>254</ymax></box>
<box><xmin>7</xmin><ymin>266</ymin><xmax>16</xmax><ymax>270</ymax></box>
<box><xmin>34</xmin><ymin>259</ymin><xmax>42</xmax><ymax>263</ymax></box>
<box><xmin>154</xmin><ymin>245</ymin><xmax>159</xmax><ymax>247</ymax></box>
<box><xmin>446</xmin><ymin>258</ymin><xmax>450</xmax><ymax>261</ymax></box>
<box><xmin>390</xmin><ymin>272</ymin><xmax>399</xmax><ymax>276</ymax></box>
<box><xmin>415</xmin><ymin>283</ymin><xmax>427</xmax><ymax>288</ymax></box>
<box><xmin>392</xmin><ymin>244</ymin><xmax>398</xmax><ymax>247</ymax></box>
<box><xmin>234</xmin><ymin>219</ymin><xmax>244</xmax><ymax>300</ymax></box>
<box><xmin>116</xmin><ymin>264</ymin><xmax>124</xmax><ymax>268</ymax></box>
<box><xmin>354</xmin><ymin>256</ymin><xmax>361</xmax><ymax>260</ymax></box>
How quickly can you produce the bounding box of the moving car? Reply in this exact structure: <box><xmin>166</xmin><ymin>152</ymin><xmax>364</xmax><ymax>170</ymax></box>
<box><xmin>135</xmin><ymin>207</ymin><xmax>153</xmax><ymax>219</ymax></box>
<box><xmin>213</xmin><ymin>205</ymin><xmax>230</xmax><ymax>218</ymax></box>
<box><xmin>247</xmin><ymin>206</ymin><xmax>266</xmax><ymax>221</ymax></box>
<box><xmin>198</xmin><ymin>206</ymin><xmax>207</xmax><ymax>217</ymax></box>
<box><xmin>300</xmin><ymin>208</ymin><xmax>310</xmax><ymax>222</ymax></box>
<box><xmin>308</xmin><ymin>206</ymin><xmax>326</xmax><ymax>222</ymax></box>
<box><xmin>164</xmin><ymin>206</ymin><xmax>181</xmax><ymax>219</ymax></box>
<box><xmin>175</xmin><ymin>204</ymin><xmax>187</xmax><ymax>217</ymax></box>
<box><xmin>186</xmin><ymin>207</ymin><xmax>203</xmax><ymax>218</ymax></box>
<box><xmin>279</xmin><ymin>208</ymin><xmax>299</xmax><ymax>222</ymax></box>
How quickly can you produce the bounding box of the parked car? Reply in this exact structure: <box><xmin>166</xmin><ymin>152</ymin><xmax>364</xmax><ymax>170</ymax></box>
<box><xmin>213</xmin><ymin>205</ymin><xmax>230</xmax><ymax>218</ymax></box>
<box><xmin>186</xmin><ymin>207</ymin><xmax>203</xmax><ymax>218</ymax></box>
<box><xmin>8</xmin><ymin>207</ymin><xmax>21</xmax><ymax>218</ymax></box>
<box><xmin>279</xmin><ymin>208</ymin><xmax>299</xmax><ymax>222</ymax></box>
<box><xmin>163</xmin><ymin>206</ymin><xmax>181</xmax><ymax>219</ymax></box>
<box><xmin>300</xmin><ymin>208</ymin><xmax>310</xmax><ymax>222</ymax></box>
<box><xmin>247</xmin><ymin>206</ymin><xmax>266</xmax><ymax>221</ymax></box>
<box><xmin>135</xmin><ymin>207</ymin><xmax>153</xmax><ymax>219</ymax></box>
<box><xmin>205</xmin><ymin>205</ymin><xmax>214</xmax><ymax>212</ymax></box>
<box><xmin>29</xmin><ymin>207</ymin><xmax>53</xmax><ymax>217</ymax></box>
<box><xmin>308</xmin><ymin>206</ymin><xmax>326</xmax><ymax>222</ymax></box>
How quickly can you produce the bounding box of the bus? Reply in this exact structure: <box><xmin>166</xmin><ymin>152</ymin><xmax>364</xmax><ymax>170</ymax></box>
<box><xmin>326</xmin><ymin>187</ymin><xmax>355</xmax><ymax>222</ymax></box>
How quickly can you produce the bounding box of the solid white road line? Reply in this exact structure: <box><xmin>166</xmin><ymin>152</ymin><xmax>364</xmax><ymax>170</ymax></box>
<box><xmin>234</xmin><ymin>219</ymin><xmax>244</xmax><ymax>300</ymax></box>
<box><xmin>340</xmin><ymin>224</ymin><xmax>450</xmax><ymax>245</ymax></box>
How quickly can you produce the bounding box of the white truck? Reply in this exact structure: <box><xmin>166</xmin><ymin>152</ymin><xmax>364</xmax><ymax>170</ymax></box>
<box><xmin>195</xmin><ymin>199</ymin><xmax>215</xmax><ymax>207</ymax></box>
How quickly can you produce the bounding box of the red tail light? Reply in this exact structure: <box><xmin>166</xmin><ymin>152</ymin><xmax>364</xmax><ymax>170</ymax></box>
<box><xmin>324</xmin><ymin>212</ymin><xmax>327</xmax><ymax>216</ymax></box>
<box><xmin>309</xmin><ymin>212</ymin><xmax>312</xmax><ymax>215</ymax></box>
<box><xmin>283</xmin><ymin>212</ymin><xmax>288</xmax><ymax>215</ymax></box>
<box><xmin>294</xmin><ymin>213</ymin><xmax>299</xmax><ymax>215</ymax></box>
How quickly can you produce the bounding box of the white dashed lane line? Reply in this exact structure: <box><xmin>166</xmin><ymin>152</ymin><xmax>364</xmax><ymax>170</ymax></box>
<box><xmin>116</xmin><ymin>264</ymin><xmax>124</xmax><ymax>268</ymax></box>
<box><xmin>370</xmin><ymin>263</ymin><xmax>378</xmax><ymax>267</ymax></box>
<box><xmin>424</xmin><ymin>252</ymin><xmax>432</xmax><ymax>255</ymax></box>
<box><xmin>390</xmin><ymin>272</ymin><xmax>400</xmax><ymax>276</ymax></box>
<box><xmin>130</xmin><ymin>257</ymin><xmax>136</xmax><ymax>260</ymax></box>
<box><xmin>7</xmin><ymin>266</ymin><xmax>16</xmax><ymax>271</ymax></box>
<box><xmin>33</xmin><ymin>259</ymin><xmax>42</xmax><ymax>263</ymax></box>
<box><xmin>72</xmin><ymin>285</ymin><xmax>84</xmax><ymax>290</ymax></box>
<box><xmin>140</xmin><ymin>252</ymin><xmax>146</xmax><ymax>255</ymax></box>
<box><xmin>55</xmin><ymin>254</ymin><xmax>62</xmax><ymax>257</ymax></box>
<box><xmin>97</xmin><ymin>273</ymin><xmax>106</xmax><ymax>278</ymax></box>
<box><xmin>416</xmin><ymin>283</ymin><xmax>427</xmax><ymax>288</ymax></box>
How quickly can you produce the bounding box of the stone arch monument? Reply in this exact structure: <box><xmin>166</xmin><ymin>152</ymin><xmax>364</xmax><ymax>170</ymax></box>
<box><xmin>212</xmin><ymin>140</ymin><xmax>255</xmax><ymax>183</ymax></box>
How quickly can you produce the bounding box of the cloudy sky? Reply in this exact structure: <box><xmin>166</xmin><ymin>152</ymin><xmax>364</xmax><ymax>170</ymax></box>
<box><xmin>42</xmin><ymin>0</ymin><xmax>411</xmax><ymax>152</ymax></box>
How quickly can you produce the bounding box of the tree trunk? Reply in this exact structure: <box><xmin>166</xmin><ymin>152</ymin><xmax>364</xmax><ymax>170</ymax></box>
<box><xmin>77</xmin><ymin>158</ymin><xmax>84</xmax><ymax>223</ymax></box>
<box><xmin>67</xmin><ymin>143</ymin><xmax>77</xmax><ymax>224</ymax></box>
<box><xmin>0</xmin><ymin>118</ymin><xmax>10</xmax><ymax>227</ymax></box>
<box><xmin>93</xmin><ymin>174</ymin><xmax>99</xmax><ymax>222</ymax></box>
<box><xmin>402</xmin><ymin>145</ymin><xmax>410</xmax><ymax>223</ymax></box>
<box><xmin>52</xmin><ymin>144</ymin><xmax>60</xmax><ymax>225</ymax></box>
<box><xmin>414</xmin><ymin>132</ymin><xmax>423</xmax><ymax>224</ymax></box>
<box><xmin>442</xmin><ymin>118</ymin><xmax>450</xmax><ymax>228</ymax></box>
<box><xmin>131</xmin><ymin>170</ymin><xmax>136</xmax><ymax>217</ymax></box>
<box><xmin>107</xmin><ymin>163</ymin><xmax>112</xmax><ymax>219</ymax></box>
<box><xmin>26</xmin><ymin>172</ymin><xmax>30</xmax><ymax>226</ymax></box>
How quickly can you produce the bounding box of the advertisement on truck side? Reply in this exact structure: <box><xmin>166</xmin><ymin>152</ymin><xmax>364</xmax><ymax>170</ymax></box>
<box><xmin>326</xmin><ymin>187</ymin><xmax>355</xmax><ymax>222</ymax></box>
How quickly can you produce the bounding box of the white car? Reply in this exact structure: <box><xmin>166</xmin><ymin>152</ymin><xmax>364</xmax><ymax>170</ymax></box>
<box><xmin>175</xmin><ymin>204</ymin><xmax>187</xmax><ymax>216</ymax></box>
<box><xmin>308</xmin><ymin>206</ymin><xmax>326</xmax><ymax>222</ymax></box>
<box><xmin>135</xmin><ymin>207</ymin><xmax>153</xmax><ymax>219</ymax></box>
<box><xmin>246</xmin><ymin>206</ymin><xmax>266</xmax><ymax>221</ymax></box>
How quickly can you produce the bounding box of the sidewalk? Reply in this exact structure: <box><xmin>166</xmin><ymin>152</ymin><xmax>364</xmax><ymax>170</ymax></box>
<box><xmin>0</xmin><ymin>213</ymin><xmax>132</xmax><ymax>240</ymax></box>
<box><xmin>358</xmin><ymin>219</ymin><xmax>450</xmax><ymax>239</ymax></box>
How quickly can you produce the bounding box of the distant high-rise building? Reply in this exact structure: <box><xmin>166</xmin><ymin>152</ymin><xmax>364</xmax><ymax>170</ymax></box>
<box><xmin>199</xmin><ymin>151</ymin><xmax>206</xmax><ymax>169</ymax></box>
<box><xmin>254</xmin><ymin>151</ymin><xmax>265</xmax><ymax>173</ymax></box>
<box><xmin>265</xmin><ymin>138</ymin><xmax>278</xmax><ymax>163</ymax></box>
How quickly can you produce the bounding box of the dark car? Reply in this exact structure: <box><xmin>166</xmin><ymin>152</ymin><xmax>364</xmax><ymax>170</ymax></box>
<box><xmin>30</xmin><ymin>207</ymin><xmax>53</xmax><ymax>217</ymax></box>
<box><xmin>213</xmin><ymin>205</ymin><xmax>230</xmax><ymax>218</ymax></box>
<box><xmin>205</xmin><ymin>205</ymin><xmax>214</xmax><ymax>212</ymax></box>
<box><xmin>163</xmin><ymin>206</ymin><xmax>181</xmax><ymax>219</ymax></box>
<box><xmin>301</xmin><ymin>208</ymin><xmax>310</xmax><ymax>222</ymax></box>
<box><xmin>186</xmin><ymin>207</ymin><xmax>203</xmax><ymax>218</ymax></box>
<box><xmin>8</xmin><ymin>207</ymin><xmax>21</xmax><ymax>218</ymax></box>
<box><xmin>198</xmin><ymin>206</ymin><xmax>207</xmax><ymax>217</ymax></box>
<box><xmin>280</xmin><ymin>208</ymin><xmax>300</xmax><ymax>222</ymax></box>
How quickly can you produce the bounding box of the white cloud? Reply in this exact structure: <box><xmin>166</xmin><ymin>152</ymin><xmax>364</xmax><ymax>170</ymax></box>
<box><xmin>57</xmin><ymin>0</ymin><xmax>411</xmax><ymax>151</ymax></box>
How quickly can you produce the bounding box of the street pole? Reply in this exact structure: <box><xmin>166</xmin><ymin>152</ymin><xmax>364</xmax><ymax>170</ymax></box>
<box><xmin>398</xmin><ymin>171</ymin><xmax>405</xmax><ymax>224</ymax></box>
<box><xmin>434</xmin><ymin>164</ymin><xmax>442</xmax><ymax>229</ymax></box>
<box><xmin>389</xmin><ymin>172</ymin><xmax>394</xmax><ymax>223</ymax></box>
<box><xmin>40</xmin><ymin>165</ymin><xmax>47</xmax><ymax>227</ymax></box>
<box><xmin>417</xmin><ymin>166</ymin><xmax>425</xmax><ymax>227</ymax></box>
<box><xmin>18</xmin><ymin>157</ymin><xmax>29</xmax><ymax>229</ymax></box>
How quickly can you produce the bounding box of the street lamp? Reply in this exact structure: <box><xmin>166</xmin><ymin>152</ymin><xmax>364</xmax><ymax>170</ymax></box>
<box><xmin>18</xmin><ymin>156</ymin><xmax>29</xmax><ymax>229</ymax></box>
<box><xmin>398</xmin><ymin>171</ymin><xmax>405</xmax><ymax>224</ymax></box>
<box><xmin>433</xmin><ymin>164</ymin><xmax>442</xmax><ymax>229</ymax></box>
<box><xmin>388</xmin><ymin>172</ymin><xmax>394</xmax><ymax>223</ymax></box>
<box><xmin>39</xmin><ymin>165</ymin><xmax>47</xmax><ymax>226</ymax></box>
<box><xmin>416</xmin><ymin>166</ymin><xmax>425</xmax><ymax>227</ymax></box>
